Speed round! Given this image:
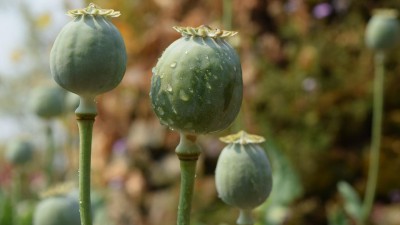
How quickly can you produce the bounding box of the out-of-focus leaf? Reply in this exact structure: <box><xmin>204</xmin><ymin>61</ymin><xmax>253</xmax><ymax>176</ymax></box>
<box><xmin>327</xmin><ymin>203</ymin><xmax>350</xmax><ymax>225</ymax></box>
<box><xmin>0</xmin><ymin>192</ymin><xmax>14</xmax><ymax>225</ymax></box>
<box><xmin>259</xmin><ymin>141</ymin><xmax>303</xmax><ymax>225</ymax></box>
<box><xmin>337</xmin><ymin>181</ymin><xmax>363</xmax><ymax>222</ymax></box>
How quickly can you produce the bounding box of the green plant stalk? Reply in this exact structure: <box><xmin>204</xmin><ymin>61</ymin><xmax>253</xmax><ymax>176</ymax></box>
<box><xmin>77</xmin><ymin>114</ymin><xmax>96</xmax><ymax>225</ymax></box>
<box><xmin>362</xmin><ymin>52</ymin><xmax>385</xmax><ymax>222</ymax></box>
<box><xmin>45</xmin><ymin>124</ymin><xmax>55</xmax><ymax>184</ymax></box>
<box><xmin>237</xmin><ymin>209</ymin><xmax>254</xmax><ymax>225</ymax></box>
<box><xmin>175</xmin><ymin>133</ymin><xmax>202</xmax><ymax>225</ymax></box>
<box><xmin>223</xmin><ymin>0</ymin><xmax>233</xmax><ymax>30</ymax></box>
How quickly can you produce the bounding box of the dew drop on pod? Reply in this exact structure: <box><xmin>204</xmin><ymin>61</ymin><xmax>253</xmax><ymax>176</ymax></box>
<box><xmin>150</xmin><ymin>25</ymin><xmax>243</xmax><ymax>134</ymax></box>
<box><xmin>5</xmin><ymin>138</ymin><xmax>34</xmax><ymax>166</ymax></box>
<box><xmin>33</xmin><ymin>195</ymin><xmax>81</xmax><ymax>225</ymax></box>
<box><xmin>50</xmin><ymin>3</ymin><xmax>127</xmax><ymax>114</ymax></box>
<box><xmin>215</xmin><ymin>131</ymin><xmax>272</xmax><ymax>225</ymax></box>
<box><xmin>29</xmin><ymin>85</ymin><xmax>66</xmax><ymax>119</ymax></box>
<box><xmin>365</xmin><ymin>9</ymin><xmax>400</xmax><ymax>51</ymax></box>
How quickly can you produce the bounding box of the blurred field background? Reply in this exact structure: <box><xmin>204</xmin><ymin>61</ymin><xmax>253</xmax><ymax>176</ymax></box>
<box><xmin>1</xmin><ymin>0</ymin><xmax>400</xmax><ymax>224</ymax></box>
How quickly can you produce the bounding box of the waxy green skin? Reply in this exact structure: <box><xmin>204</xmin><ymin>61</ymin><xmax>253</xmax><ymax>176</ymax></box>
<box><xmin>150</xmin><ymin>36</ymin><xmax>243</xmax><ymax>134</ymax></box>
<box><xmin>30</xmin><ymin>86</ymin><xmax>66</xmax><ymax>119</ymax></box>
<box><xmin>365</xmin><ymin>13</ymin><xmax>400</xmax><ymax>50</ymax></box>
<box><xmin>33</xmin><ymin>196</ymin><xmax>81</xmax><ymax>225</ymax></box>
<box><xmin>5</xmin><ymin>139</ymin><xmax>34</xmax><ymax>166</ymax></box>
<box><xmin>215</xmin><ymin>143</ymin><xmax>272</xmax><ymax>209</ymax></box>
<box><xmin>50</xmin><ymin>15</ymin><xmax>127</xmax><ymax>97</ymax></box>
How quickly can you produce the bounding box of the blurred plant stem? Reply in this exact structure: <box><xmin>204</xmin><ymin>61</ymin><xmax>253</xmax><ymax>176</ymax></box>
<box><xmin>237</xmin><ymin>209</ymin><xmax>254</xmax><ymax>225</ymax></box>
<box><xmin>362</xmin><ymin>52</ymin><xmax>385</xmax><ymax>222</ymax></box>
<box><xmin>175</xmin><ymin>133</ymin><xmax>202</xmax><ymax>225</ymax></box>
<box><xmin>77</xmin><ymin>114</ymin><xmax>96</xmax><ymax>225</ymax></box>
<box><xmin>10</xmin><ymin>168</ymin><xmax>22</xmax><ymax>225</ymax></box>
<box><xmin>45</xmin><ymin>124</ymin><xmax>55</xmax><ymax>185</ymax></box>
<box><xmin>223</xmin><ymin>0</ymin><xmax>232</xmax><ymax>30</ymax></box>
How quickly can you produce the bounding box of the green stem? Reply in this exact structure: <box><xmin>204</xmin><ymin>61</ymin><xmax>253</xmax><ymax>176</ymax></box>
<box><xmin>237</xmin><ymin>209</ymin><xmax>254</xmax><ymax>225</ymax></box>
<box><xmin>45</xmin><ymin>124</ymin><xmax>55</xmax><ymax>184</ymax></box>
<box><xmin>362</xmin><ymin>52</ymin><xmax>385</xmax><ymax>222</ymax></box>
<box><xmin>223</xmin><ymin>0</ymin><xmax>233</xmax><ymax>30</ymax></box>
<box><xmin>77</xmin><ymin>114</ymin><xmax>96</xmax><ymax>225</ymax></box>
<box><xmin>175</xmin><ymin>133</ymin><xmax>202</xmax><ymax>225</ymax></box>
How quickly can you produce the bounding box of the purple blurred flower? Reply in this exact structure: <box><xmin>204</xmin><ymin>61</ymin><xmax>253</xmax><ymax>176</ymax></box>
<box><xmin>302</xmin><ymin>77</ymin><xmax>318</xmax><ymax>93</ymax></box>
<box><xmin>313</xmin><ymin>3</ymin><xmax>333</xmax><ymax>19</ymax></box>
<box><xmin>112</xmin><ymin>139</ymin><xmax>127</xmax><ymax>156</ymax></box>
<box><xmin>284</xmin><ymin>0</ymin><xmax>299</xmax><ymax>13</ymax></box>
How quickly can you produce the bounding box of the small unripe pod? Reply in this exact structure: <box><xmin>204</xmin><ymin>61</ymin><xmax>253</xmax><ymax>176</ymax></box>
<box><xmin>215</xmin><ymin>131</ymin><xmax>272</xmax><ymax>210</ymax></box>
<box><xmin>5</xmin><ymin>138</ymin><xmax>34</xmax><ymax>166</ymax></box>
<box><xmin>150</xmin><ymin>25</ymin><xmax>243</xmax><ymax>134</ymax></box>
<box><xmin>30</xmin><ymin>86</ymin><xmax>66</xmax><ymax>119</ymax></box>
<box><xmin>365</xmin><ymin>9</ymin><xmax>400</xmax><ymax>51</ymax></box>
<box><xmin>33</xmin><ymin>195</ymin><xmax>80</xmax><ymax>225</ymax></box>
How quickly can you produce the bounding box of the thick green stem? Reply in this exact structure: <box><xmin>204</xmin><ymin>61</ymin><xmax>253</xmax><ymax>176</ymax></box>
<box><xmin>237</xmin><ymin>209</ymin><xmax>254</xmax><ymax>225</ymax></box>
<box><xmin>362</xmin><ymin>52</ymin><xmax>385</xmax><ymax>222</ymax></box>
<box><xmin>175</xmin><ymin>133</ymin><xmax>202</xmax><ymax>225</ymax></box>
<box><xmin>77</xmin><ymin>114</ymin><xmax>96</xmax><ymax>225</ymax></box>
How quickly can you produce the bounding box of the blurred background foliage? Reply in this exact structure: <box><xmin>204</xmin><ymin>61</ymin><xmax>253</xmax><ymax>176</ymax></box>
<box><xmin>1</xmin><ymin>0</ymin><xmax>400</xmax><ymax>224</ymax></box>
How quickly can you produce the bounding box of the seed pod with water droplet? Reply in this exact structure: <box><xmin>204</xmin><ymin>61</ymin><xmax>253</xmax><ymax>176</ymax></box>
<box><xmin>215</xmin><ymin>131</ymin><xmax>272</xmax><ymax>210</ymax></box>
<box><xmin>150</xmin><ymin>25</ymin><xmax>243</xmax><ymax>134</ymax></box>
<box><xmin>365</xmin><ymin>9</ymin><xmax>400</xmax><ymax>51</ymax></box>
<box><xmin>5</xmin><ymin>138</ymin><xmax>34</xmax><ymax>166</ymax></box>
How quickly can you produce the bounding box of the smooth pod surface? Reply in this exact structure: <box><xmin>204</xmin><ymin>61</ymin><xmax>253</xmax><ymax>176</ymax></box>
<box><xmin>50</xmin><ymin>11</ymin><xmax>127</xmax><ymax>97</ymax></box>
<box><xmin>33</xmin><ymin>196</ymin><xmax>81</xmax><ymax>225</ymax></box>
<box><xmin>30</xmin><ymin>86</ymin><xmax>66</xmax><ymax>119</ymax></box>
<box><xmin>150</xmin><ymin>26</ymin><xmax>243</xmax><ymax>134</ymax></box>
<box><xmin>215</xmin><ymin>142</ymin><xmax>272</xmax><ymax>210</ymax></box>
<box><xmin>365</xmin><ymin>9</ymin><xmax>400</xmax><ymax>50</ymax></box>
<box><xmin>5</xmin><ymin>139</ymin><xmax>34</xmax><ymax>166</ymax></box>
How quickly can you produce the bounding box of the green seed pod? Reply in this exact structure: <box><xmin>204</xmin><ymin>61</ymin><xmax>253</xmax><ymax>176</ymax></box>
<box><xmin>30</xmin><ymin>85</ymin><xmax>66</xmax><ymax>119</ymax></box>
<box><xmin>150</xmin><ymin>25</ymin><xmax>243</xmax><ymax>134</ymax></box>
<box><xmin>215</xmin><ymin>131</ymin><xmax>272</xmax><ymax>210</ymax></box>
<box><xmin>365</xmin><ymin>9</ymin><xmax>400</xmax><ymax>51</ymax></box>
<box><xmin>5</xmin><ymin>138</ymin><xmax>34</xmax><ymax>166</ymax></box>
<box><xmin>33</xmin><ymin>195</ymin><xmax>80</xmax><ymax>225</ymax></box>
<box><xmin>50</xmin><ymin>3</ymin><xmax>127</xmax><ymax>99</ymax></box>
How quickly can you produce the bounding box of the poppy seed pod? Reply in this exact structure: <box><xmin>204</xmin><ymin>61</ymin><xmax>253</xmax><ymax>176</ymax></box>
<box><xmin>30</xmin><ymin>86</ymin><xmax>66</xmax><ymax>119</ymax></box>
<box><xmin>215</xmin><ymin>131</ymin><xmax>272</xmax><ymax>210</ymax></box>
<box><xmin>33</xmin><ymin>195</ymin><xmax>81</xmax><ymax>225</ymax></box>
<box><xmin>5</xmin><ymin>138</ymin><xmax>34</xmax><ymax>166</ymax></box>
<box><xmin>50</xmin><ymin>3</ymin><xmax>127</xmax><ymax>100</ymax></box>
<box><xmin>365</xmin><ymin>9</ymin><xmax>400</xmax><ymax>51</ymax></box>
<box><xmin>150</xmin><ymin>25</ymin><xmax>243</xmax><ymax>134</ymax></box>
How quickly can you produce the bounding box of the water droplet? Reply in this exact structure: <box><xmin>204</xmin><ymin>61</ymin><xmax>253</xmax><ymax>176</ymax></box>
<box><xmin>219</xmin><ymin>65</ymin><xmax>223</xmax><ymax>70</ymax></box>
<box><xmin>233</xmin><ymin>66</ymin><xmax>237</xmax><ymax>71</ymax></box>
<box><xmin>166</xmin><ymin>84</ymin><xmax>173</xmax><ymax>92</ymax></box>
<box><xmin>157</xmin><ymin>107</ymin><xmax>164</xmax><ymax>115</ymax></box>
<box><xmin>179</xmin><ymin>90</ymin><xmax>190</xmax><ymax>101</ymax></box>
<box><xmin>205</xmin><ymin>55</ymin><xmax>209</xmax><ymax>60</ymax></box>
<box><xmin>172</xmin><ymin>107</ymin><xmax>178</xmax><ymax>114</ymax></box>
<box><xmin>185</xmin><ymin>50</ymin><xmax>189</xmax><ymax>54</ymax></box>
<box><xmin>206</xmin><ymin>83</ymin><xmax>212</xmax><ymax>89</ymax></box>
<box><xmin>170</xmin><ymin>62</ymin><xmax>177</xmax><ymax>68</ymax></box>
